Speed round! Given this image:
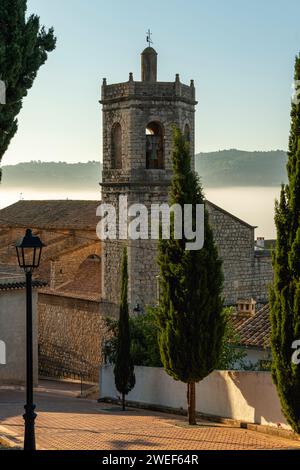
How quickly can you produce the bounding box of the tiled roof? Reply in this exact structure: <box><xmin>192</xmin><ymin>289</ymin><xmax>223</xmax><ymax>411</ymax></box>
<box><xmin>0</xmin><ymin>280</ymin><xmax>47</xmax><ymax>291</ymax></box>
<box><xmin>231</xmin><ymin>315</ymin><xmax>248</xmax><ymax>330</ymax></box>
<box><xmin>39</xmin><ymin>288</ymin><xmax>100</xmax><ymax>302</ymax></box>
<box><xmin>0</xmin><ymin>199</ymin><xmax>254</xmax><ymax>232</ymax></box>
<box><xmin>0</xmin><ymin>200</ymin><xmax>100</xmax><ymax>231</ymax></box>
<box><xmin>0</xmin><ymin>265</ymin><xmax>22</xmax><ymax>281</ymax></box>
<box><xmin>56</xmin><ymin>257</ymin><xmax>101</xmax><ymax>298</ymax></box>
<box><xmin>234</xmin><ymin>304</ymin><xmax>271</xmax><ymax>349</ymax></box>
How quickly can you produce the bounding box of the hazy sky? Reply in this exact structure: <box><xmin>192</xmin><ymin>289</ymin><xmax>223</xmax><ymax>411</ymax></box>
<box><xmin>2</xmin><ymin>0</ymin><xmax>300</xmax><ymax>166</ymax></box>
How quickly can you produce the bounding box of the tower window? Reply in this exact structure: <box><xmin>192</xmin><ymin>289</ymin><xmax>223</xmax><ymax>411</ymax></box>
<box><xmin>146</xmin><ymin>122</ymin><xmax>164</xmax><ymax>169</ymax></box>
<box><xmin>111</xmin><ymin>123</ymin><xmax>122</xmax><ymax>169</ymax></box>
<box><xmin>184</xmin><ymin>123</ymin><xmax>191</xmax><ymax>143</ymax></box>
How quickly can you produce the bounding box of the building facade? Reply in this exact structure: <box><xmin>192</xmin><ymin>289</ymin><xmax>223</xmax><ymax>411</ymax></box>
<box><xmin>0</xmin><ymin>278</ymin><xmax>44</xmax><ymax>385</ymax></box>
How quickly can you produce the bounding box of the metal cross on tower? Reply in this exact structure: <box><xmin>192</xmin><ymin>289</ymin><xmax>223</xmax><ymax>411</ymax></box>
<box><xmin>146</xmin><ymin>29</ymin><xmax>153</xmax><ymax>47</ymax></box>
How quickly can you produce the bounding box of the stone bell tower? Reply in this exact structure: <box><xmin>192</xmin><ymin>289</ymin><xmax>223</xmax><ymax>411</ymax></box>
<box><xmin>100</xmin><ymin>45</ymin><xmax>197</xmax><ymax>312</ymax></box>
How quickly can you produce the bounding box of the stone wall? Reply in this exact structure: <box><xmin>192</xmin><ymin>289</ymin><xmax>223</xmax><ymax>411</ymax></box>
<box><xmin>101</xmin><ymin>98</ymin><xmax>195</xmax><ymax>174</ymax></box>
<box><xmin>102</xmin><ymin>79</ymin><xmax>196</xmax><ymax>103</ymax></box>
<box><xmin>38</xmin><ymin>293</ymin><xmax>109</xmax><ymax>382</ymax></box>
<box><xmin>207</xmin><ymin>202</ymin><xmax>273</xmax><ymax>305</ymax></box>
<box><xmin>102</xmin><ymin>198</ymin><xmax>273</xmax><ymax>309</ymax></box>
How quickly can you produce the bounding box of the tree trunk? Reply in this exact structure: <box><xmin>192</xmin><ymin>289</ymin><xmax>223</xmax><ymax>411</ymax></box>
<box><xmin>187</xmin><ymin>382</ymin><xmax>196</xmax><ymax>425</ymax></box>
<box><xmin>122</xmin><ymin>393</ymin><xmax>125</xmax><ymax>411</ymax></box>
<box><xmin>187</xmin><ymin>383</ymin><xmax>190</xmax><ymax>412</ymax></box>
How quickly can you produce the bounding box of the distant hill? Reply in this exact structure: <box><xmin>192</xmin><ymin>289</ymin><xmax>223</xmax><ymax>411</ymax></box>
<box><xmin>0</xmin><ymin>161</ymin><xmax>102</xmax><ymax>190</ymax></box>
<box><xmin>0</xmin><ymin>150</ymin><xmax>288</xmax><ymax>190</ymax></box>
<box><xmin>195</xmin><ymin>149</ymin><xmax>288</xmax><ymax>187</ymax></box>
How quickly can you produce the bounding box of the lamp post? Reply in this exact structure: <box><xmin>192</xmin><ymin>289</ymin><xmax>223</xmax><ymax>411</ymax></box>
<box><xmin>15</xmin><ymin>229</ymin><xmax>45</xmax><ymax>451</ymax></box>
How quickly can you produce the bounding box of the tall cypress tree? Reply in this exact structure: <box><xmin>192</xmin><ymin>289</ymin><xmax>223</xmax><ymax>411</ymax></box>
<box><xmin>0</xmin><ymin>0</ymin><xmax>56</xmax><ymax>175</ymax></box>
<box><xmin>156</xmin><ymin>128</ymin><xmax>225</xmax><ymax>425</ymax></box>
<box><xmin>114</xmin><ymin>248</ymin><xmax>136</xmax><ymax>411</ymax></box>
<box><xmin>270</xmin><ymin>54</ymin><xmax>300</xmax><ymax>433</ymax></box>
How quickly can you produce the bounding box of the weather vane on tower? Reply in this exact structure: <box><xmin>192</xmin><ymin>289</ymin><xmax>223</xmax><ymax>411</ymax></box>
<box><xmin>146</xmin><ymin>29</ymin><xmax>153</xmax><ymax>47</ymax></box>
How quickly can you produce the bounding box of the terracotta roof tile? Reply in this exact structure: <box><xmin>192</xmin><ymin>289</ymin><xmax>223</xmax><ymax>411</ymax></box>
<box><xmin>0</xmin><ymin>200</ymin><xmax>254</xmax><ymax>232</ymax></box>
<box><xmin>0</xmin><ymin>280</ymin><xmax>47</xmax><ymax>291</ymax></box>
<box><xmin>40</xmin><ymin>288</ymin><xmax>100</xmax><ymax>302</ymax></box>
<box><xmin>235</xmin><ymin>304</ymin><xmax>271</xmax><ymax>349</ymax></box>
<box><xmin>0</xmin><ymin>200</ymin><xmax>100</xmax><ymax>231</ymax></box>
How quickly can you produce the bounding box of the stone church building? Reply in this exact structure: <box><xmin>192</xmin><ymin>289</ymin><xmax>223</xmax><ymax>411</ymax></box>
<box><xmin>100</xmin><ymin>45</ymin><xmax>272</xmax><ymax>312</ymax></box>
<box><xmin>0</xmin><ymin>46</ymin><xmax>273</xmax><ymax>382</ymax></box>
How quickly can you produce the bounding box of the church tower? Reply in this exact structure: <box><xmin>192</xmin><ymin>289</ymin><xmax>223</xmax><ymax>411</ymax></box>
<box><xmin>100</xmin><ymin>45</ymin><xmax>197</xmax><ymax>312</ymax></box>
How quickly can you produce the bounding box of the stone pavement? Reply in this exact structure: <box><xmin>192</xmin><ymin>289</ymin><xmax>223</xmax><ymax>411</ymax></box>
<box><xmin>0</xmin><ymin>380</ymin><xmax>300</xmax><ymax>451</ymax></box>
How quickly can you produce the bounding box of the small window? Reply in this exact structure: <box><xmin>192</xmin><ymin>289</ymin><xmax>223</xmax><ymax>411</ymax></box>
<box><xmin>111</xmin><ymin>123</ymin><xmax>122</xmax><ymax>169</ymax></box>
<box><xmin>146</xmin><ymin>122</ymin><xmax>164</xmax><ymax>169</ymax></box>
<box><xmin>184</xmin><ymin>123</ymin><xmax>191</xmax><ymax>143</ymax></box>
<box><xmin>0</xmin><ymin>340</ymin><xmax>6</xmax><ymax>365</ymax></box>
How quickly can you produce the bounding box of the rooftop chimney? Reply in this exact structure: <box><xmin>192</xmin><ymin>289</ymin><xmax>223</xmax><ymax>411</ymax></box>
<box><xmin>256</xmin><ymin>237</ymin><xmax>265</xmax><ymax>249</ymax></box>
<box><xmin>236</xmin><ymin>298</ymin><xmax>256</xmax><ymax>318</ymax></box>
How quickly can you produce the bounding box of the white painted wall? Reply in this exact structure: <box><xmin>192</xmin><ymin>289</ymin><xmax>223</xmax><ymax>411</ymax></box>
<box><xmin>234</xmin><ymin>347</ymin><xmax>271</xmax><ymax>368</ymax></box>
<box><xmin>100</xmin><ymin>365</ymin><xmax>290</xmax><ymax>430</ymax></box>
<box><xmin>0</xmin><ymin>289</ymin><xmax>38</xmax><ymax>385</ymax></box>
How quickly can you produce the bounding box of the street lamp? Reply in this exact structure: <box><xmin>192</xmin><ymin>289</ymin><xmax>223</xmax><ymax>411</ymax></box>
<box><xmin>15</xmin><ymin>229</ymin><xmax>45</xmax><ymax>451</ymax></box>
<box><xmin>133</xmin><ymin>303</ymin><xmax>143</xmax><ymax>315</ymax></box>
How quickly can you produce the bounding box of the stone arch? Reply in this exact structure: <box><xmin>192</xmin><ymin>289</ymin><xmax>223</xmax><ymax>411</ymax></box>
<box><xmin>184</xmin><ymin>123</ymin><xmax>191</xmax><ymax>143</ymax></box>
<box><xmin>50</xmin><ymin>243</ymin><xmax>101</xmax><ymax>290</ymax></box>
<box><xmin>0</xmin><ymin>79</ymin><xmax>6</xmax><ymax>105</ymax></box>
<box><xmin>0</xmin><ymin>340</ymin><xmax>6</xmax><ymax>365</ymax></box>
<box><xmin>77</xmin><ymin>255</ymin><xmax>102</xmax><ymax>295</ymax></box>
<box><xmin>111</xmin><ymin>122</ymin><xmax>122</xmax><ymax>169</ymax></box>
<box><xmin>85</xmin><ymin>254</ymin><xmax>101</xmax><ymax>261</ymax></box>
<box><xmin>55</xmin><ymin>254</ymin><xmax>102</xmax><ymax>296</ymax></box>
<box><xmin>146</xmin><ymin>121</ymin><xmax>164</xmax><ymax>169</ymax></box>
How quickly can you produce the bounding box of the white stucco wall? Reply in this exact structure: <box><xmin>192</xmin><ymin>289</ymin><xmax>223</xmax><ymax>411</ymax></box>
<box><xmin>234</xmin><ymin>347</ymin><xmax>271</xmax><ymax>369</ymax></box>
<box><xmin>0</xmin><ymin>289</ymin><xmax>38</xmax><ymax>385</ymax></box>
<box><xmin>244</xmin><ymin>348</ymin><xmax>270</xmax><ymax>365</ymax></box>
<box><xmin>100</xmin><ymin>365</ymin><xmax>290</xmax><ymax>430</ymax></box>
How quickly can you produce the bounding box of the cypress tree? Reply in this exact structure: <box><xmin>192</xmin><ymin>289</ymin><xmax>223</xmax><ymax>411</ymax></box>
<box><xmin>156</xmin><ymin>128</ymin><xmax>225</xmax><ymax>425</ymax></box>
<box><xmin>114</xmin><ymin>248</ymin><xmax>135</xmax><ymax>411</ymax></box>
<box><xmin>270</xmin><ymin>54</ymin><xmax>300</xmax><ymax>433</ymax></box>
<box><xmin>0</xmin><ymin>0</ymin><xmax>56</xmax><ymax>175</ymax></box>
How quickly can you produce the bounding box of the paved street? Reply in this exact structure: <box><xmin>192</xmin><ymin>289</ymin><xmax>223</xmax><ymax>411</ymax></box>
<box><xmin>0</xmin><ymin>381</ymin><xmax>300</xmax><ymax>451</ymax></box>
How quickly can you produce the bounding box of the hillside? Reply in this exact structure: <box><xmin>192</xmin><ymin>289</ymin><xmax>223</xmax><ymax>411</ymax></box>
<box><xmin>0</xmin><ymin>150</ymin><xmax>288</xmax><ymax>189</ymax></box>
<box><xmin>195</xmin><ymin>149</ymin><xmax>288</xmax><ymax>187</ymax></box>
<box><xmin>0</xmin><ymin>161</ymin><xmax>102</xmax><ymax>190</ymax></box>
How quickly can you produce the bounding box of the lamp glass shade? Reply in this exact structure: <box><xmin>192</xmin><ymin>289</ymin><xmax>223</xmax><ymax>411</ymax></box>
<box><xmin>15</xmin><ymin>229</ymin><xmax>44</xmax><ymax>271</ymax></box>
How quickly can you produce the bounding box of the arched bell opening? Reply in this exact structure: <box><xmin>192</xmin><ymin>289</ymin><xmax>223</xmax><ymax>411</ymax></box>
<box><xmin>111</xmin><ymin>123</ymin><xmax>122</xmax><ymax>169</ymax></box>
<box><xmin>146</xmin><ymin>121</ymin><xmax>164</xmax><ymax>169</ymax></box>
<box><xmin>184</xmin><ymin>123</ymin><xmax>191</xmax><ymax>143</ymax></box>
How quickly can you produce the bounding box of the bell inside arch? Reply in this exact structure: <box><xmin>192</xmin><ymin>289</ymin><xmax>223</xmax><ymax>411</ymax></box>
<box><xmin>146</xmin><ymin>122</ymin><xmax>164</xmax><ymax>169</ymax></box>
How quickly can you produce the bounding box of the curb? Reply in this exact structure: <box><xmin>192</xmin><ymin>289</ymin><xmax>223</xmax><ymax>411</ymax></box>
<box><xmin>0</xmin><ymin>426</ymin><xmax>23</xmax><ymax>450</ymax></box>
<box><xmin>98</xmin><ymin>397</ymin><xmax>300</xmax><ymax>443</ymax></box>
<box><xmin>246</xmin><ymin>423</ymin><xmax>300</xmax><ymax>442</ymax></box>
<box><xmin>0</xmin><ymin>435</ymin><xmax>18</xmax><ymax>449</ymax></box>
<box><xmin>0</xmin><ymin>425</ymin><xmax>46</xmax><ymax>450</ymax></box>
